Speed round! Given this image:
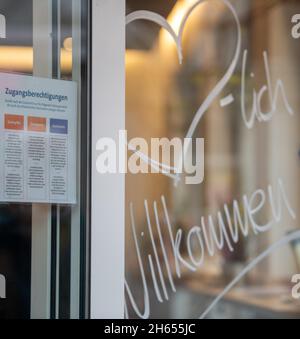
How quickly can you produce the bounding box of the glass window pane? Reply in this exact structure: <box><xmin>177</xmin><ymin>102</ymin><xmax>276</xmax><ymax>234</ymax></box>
<box><xmin>0</xmin><ymin>0</ymin><xmax>89</xmax><ymax>319</ymax></box>
<box><xmin>126</xmin><ymin>0</ymin><xmax>300</xmax><ymax>319</ymax></box>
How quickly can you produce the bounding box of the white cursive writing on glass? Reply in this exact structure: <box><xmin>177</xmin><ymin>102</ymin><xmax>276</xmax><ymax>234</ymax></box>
<box><xmin>125</xmin><ymin>179</ymin><xmax>296</xmax><ymax>319</ymax></box>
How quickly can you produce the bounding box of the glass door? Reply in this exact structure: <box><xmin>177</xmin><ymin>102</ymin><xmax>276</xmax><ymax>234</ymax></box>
<box><xmin>0</xmin><ymin>0</ymin><xmax>90</xmax><ymax>319</ymax></box>
<box><xmin>125</xmin><ymin>0</ymin><xmax>300</xmax><ymax>319</ymax></box>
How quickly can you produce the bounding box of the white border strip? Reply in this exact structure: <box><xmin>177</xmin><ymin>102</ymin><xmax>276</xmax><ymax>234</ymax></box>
<box><xmin>90</xmin><ymin>0</ymin><xmax>125</xmax><ymax>319</ymax></box>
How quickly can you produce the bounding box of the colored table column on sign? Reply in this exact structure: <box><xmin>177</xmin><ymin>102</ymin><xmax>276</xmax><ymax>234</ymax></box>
<box><xmin>50</xmin><ymin>119</ymin><xmax>68</xmax><ymax>135</ymax></box>
<box><xmin>28</xmin><ymin>116</ymin><xmax>47</xmax><ymax>133</ymax></box>
<box><xmin>26</xmin><ymin>116</ymin><xmax>48</xmax><ymax>201</ymax></box>
<box><xmin>49</xmin><ymin>119</ymin><xmax>68</xmax><ymax>201</ymax></box>
<box><xmin>4</xmin><ymin>114</ymin><xmax>24</xmax><ymax>131</ymax></box>
<box><xmin>3</xmin><ymin>114</ymin><xmax>25</xmax><ymax>200</ymax></box>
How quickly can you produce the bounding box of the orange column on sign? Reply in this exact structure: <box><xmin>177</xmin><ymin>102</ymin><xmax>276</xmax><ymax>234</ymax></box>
<box><xmin>4</xmin><ymin>114</ymin><xmax>24</xmax><ymax>130</ymax></box>
<box><xmin>28</xmin><ymin>117</ymin><xmax>47</xmax><ymax>132</ymax></box>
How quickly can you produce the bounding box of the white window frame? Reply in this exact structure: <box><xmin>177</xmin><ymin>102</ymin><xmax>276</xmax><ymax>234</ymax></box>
<box><xmin>90</xmin><ymin>0</ymin><xmax>125</xmax><ymax>319</ymax></box>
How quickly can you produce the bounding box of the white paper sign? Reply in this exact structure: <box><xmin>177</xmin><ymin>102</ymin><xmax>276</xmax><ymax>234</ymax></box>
<box><xmin>0</xmin><ymin>72</ymin><xmax>77</xmax><ymax>204</ymax></box>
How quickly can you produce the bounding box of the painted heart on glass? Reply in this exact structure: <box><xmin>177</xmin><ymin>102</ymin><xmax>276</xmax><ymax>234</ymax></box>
<box><xmin>126</xmin><ymin>0</ymin><xmax>241</xmax><ymax>185</ymax></box>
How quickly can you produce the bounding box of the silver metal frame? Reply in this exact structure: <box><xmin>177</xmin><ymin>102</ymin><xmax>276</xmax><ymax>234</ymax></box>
<box><xmin>70</xmin><ymin>0</ymin><xmax>84</xmax><ymax>319</ymax></box>
<box><xmin>31</xmin><ymin>0</ymin><xmax>53</xmax><ymax>319</ymax></box>
<box><xmin>31</xmin><ymin>0</ymin><xmax>89</xmax><ymax>319</ymax></box>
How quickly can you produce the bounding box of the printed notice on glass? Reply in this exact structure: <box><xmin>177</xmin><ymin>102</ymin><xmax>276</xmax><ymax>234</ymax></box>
<box><xmin>0</xmin><ymin>72</ymin><xmax>77</xmax><ymax>204</ymax></box>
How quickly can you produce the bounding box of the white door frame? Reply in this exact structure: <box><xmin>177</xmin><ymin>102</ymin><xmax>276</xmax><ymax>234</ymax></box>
<box><xmin>90</xmin><ymin>0</ymin><xmax>125</xmax><ymax>319</ymax></box>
